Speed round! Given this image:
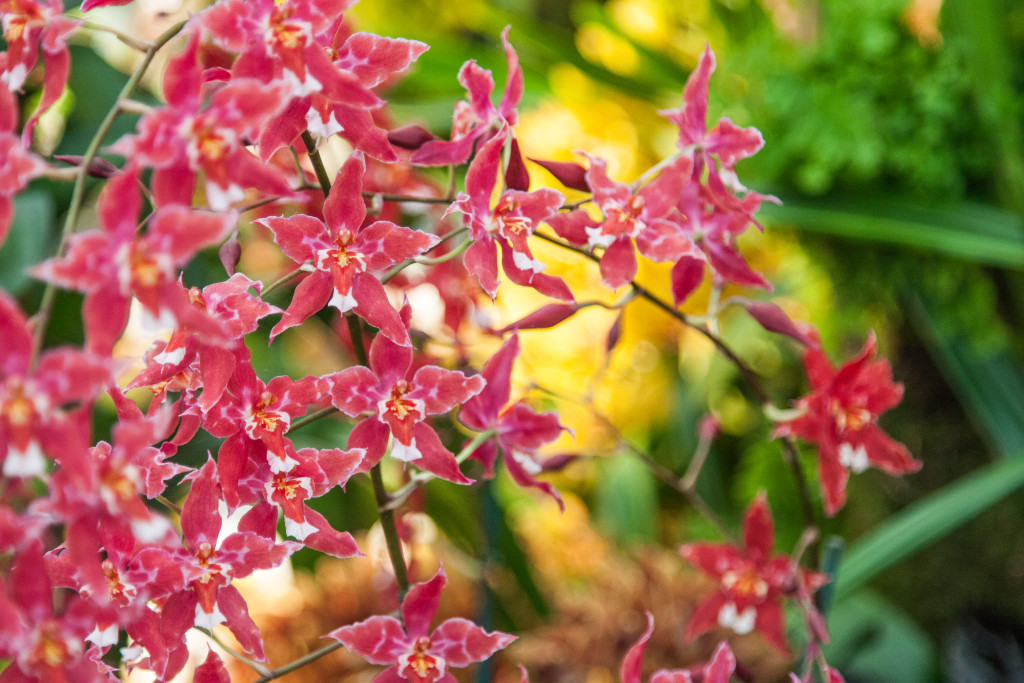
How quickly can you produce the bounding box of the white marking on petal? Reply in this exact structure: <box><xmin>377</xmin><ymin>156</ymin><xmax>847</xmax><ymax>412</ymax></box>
<box><xmin>718</xmin><ymin>602</ymin><xmax>757</xmax><ymax>635</ymax></box>
<box><xmin>2</xmin><ymin>64</ymin><xmax>28</xmax><ymax>92</ymax></box>
<box><xmin>3</xmin><ymin>440</ymin><xmax>46</xmax><ymax>478</ymax></box>
<box><xmin>306</xmin><ymin>107</ymin><xmax>342</xmax><ymax>138</ymax></box>
<box><xmin>206</xmin><ymin>181</ymin><xmax>246</xmax><ymax>212</ymax></box>
<box><xmin>266</xmin><ymin>449</ymin><xmax>299</xmax><ymax>473</ymax></box>
<box><xmin>284</xmin><ymin>516</ymin><xmax>318</xmax><ymax>541</ymax></box>
<box><xmin>584</xmin><ymin>225</ymin><xmax>617</xmax><ymax>249</ymax></box>
<box><xmin>510</xmin><ymin>449</ymin><xmax>542</xmax><ymax>475</ymax></box>
<box><xmin>131</xmin><ymin>515</ymin><xmax>173</xmax><ymax>544</ymax></box>
<box><xmin>87</xmin><ymin>624</ymin><xmax>120</xmax><ymax>648</ymax></box>
<box><xmin>511</xmin><ymin>249</ymin><xmax>545</xmax><ymax>273</ymax></box>
<box><xmin>839</xmin><ymin>442</ymin><xmax>870</xmax><ymax>473</ymax></box>
<box><xmin>140</xmin><ymin>307</ymin><xmax>178</xmax><ymax>334</ymax></box>
<box><xmin>390</xmin><ymin>437</ymin><xmax>422</xmax><ymax>462</ymax></box>
<box><xmin>328</xmin><ymin>288</ymin><xmax>358</xmax><ymax>314</ymax></box>
<box><xmin>194</xmin><ymin>601</ymin><xmax>226</xmax><ymax>629</ymax></box>
<box><xmin>120</xmin><ymin>644</ymin><xmax>145</xmax><ymax>664</ymax></box>
<box><xmin>153</xmin><ymin>346</ymin><xmax>187</xmax><ymax>365</ymax></box>
<box><xmin>281</xmin><ymin>67</ymin><xmax>322</xmax><ymax>97</ymax></box>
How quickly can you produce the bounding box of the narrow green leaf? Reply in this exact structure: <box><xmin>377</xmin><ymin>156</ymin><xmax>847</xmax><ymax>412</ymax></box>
<box><xmin>595</xmin><ymin>454</ymin><xmax>658</xmax><ymax>544</ymax></box>
<box><xmin>0</xmin><ymin>189</ymin><xmax>55</xmax><ymax>294</ymax></box>
<box><xmin>907</xmin><ymin>290</ymin><xmax>1024</xmax><ymax>458</ymax></box>
<box><xmin>760</xmin><ymin>197</ymin><xmax>1024</xmax><ymax>269</ymax></box>
<box><xmin>824</xmin><ymin>590</ymin><xmax>936</xmax><ymax>682</ymax></box>
<box><xmin>834</xmin><ymin>456</ymin><xmax>1024</xmax><ymax>600</ymax></box>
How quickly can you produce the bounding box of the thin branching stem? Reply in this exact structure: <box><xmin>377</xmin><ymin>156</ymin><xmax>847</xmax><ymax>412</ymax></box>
<box><xmin>531</xmin><ymin>382</ymin><xmax>738</xmax><ymax>544</ymax></box>
<box><xmin>381</xmin><ymin>227</ymin><xmax>467</xmax><ymax>284</ymax></box>
<box><xmin>531</xmin><ymin>228</ymin><xmax>821</xmax><ymax>560</ymax></box>
<box><xmin>262</xmin><ymin>264</ymin><xmax>310</xmax><ymax>296</ymax></box>
<box><xmin>78</xmin><ymin>19</ymin><xmax>151</xmax><ymax>52</ymax></box>
<box><xmin>253</xmin><ymin>642</ymin><xmax>345</xmax><ymax>682</ymax></box>
<box><xmin>290</xmin><ymin>406</ymin><xmax>339</xmax><ymax>432</ymax></box>
<box><xmin>383</xmin><ymin>429</ymin><xmax>496</xmax><ymax>512</ymax></box>
<box><xmin>361</xmin><ymin>191</ymin><xmax>454</xmax><ymax>205</ymax></box>
<box><xmin>203</xmin><ymin>629</ymin><xmax>272</xmax><ymax>678</ymax></box>
<box><xmin>30</xmin><ymin>19</ymin><xmax>188</xmax><ymax>368</ymax></box>
<box><xmin>298</xmin><ymin>138</ymin><xmax>410</xmax><ymax>597</ymax></box>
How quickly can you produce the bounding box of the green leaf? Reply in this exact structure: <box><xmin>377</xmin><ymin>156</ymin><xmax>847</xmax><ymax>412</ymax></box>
<box><xmin>834</xmin><ymin>455</ymin><xmax>1024</xmax><ymax>600</ymax></box>
<box><xmin>823</xmin><ymin>589</ymin><xmax>936</xmax><ymax>682</ymax></box>
<box><xmin>760</xmin><ymin>196</ymin><xmax>1024</xmax><ymax>269</ymax></box>
<box><xmin>0</xmin><ymin>189</ymin><xmax>55</xmax><ymax>294</ymax></box>
<box><xmin>907</xmin><ymin>290</ymin><xmax>1024</xmax><ymax>458</ymax></box>
<box><xmin>595</xmin><ymin>454</ymin><xmax>658</xmax><ymax>544</ymax></box>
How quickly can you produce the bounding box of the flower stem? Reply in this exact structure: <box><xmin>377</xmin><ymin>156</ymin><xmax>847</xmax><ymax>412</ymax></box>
<box><xmin>290</xmin><ymin>406</ymin><xmax>339</xmax><ymax>432</ymax></box>
<box><xmin>360</xmin><ymin>191</ymin><xmax>454</xmax><ymax>205</ymax></box>
<box><xmin>383</xmin><ymin>429</ymin><xmax>495</xmax><ymax>512</ymax></box>
<box><xmin>532</xmin><ymin>228</ymin><xmax>821</xmax><ymax>559</ymax></box>
<box><xmin>203</xmin><ymin>628</ymin><xmax>272</xmax><ymax>678</ymax></box>
<box><xmin>78</xmin><ymin>19</ymin><xmax>150</xmax><ymax>52</ymax></box>
<box><xmin>300</xmin><ymin>128</ymin><xmax>410</xmax><ymax>596</ymax></box>
<box><xmin>300</xmin><ymin>131</ymin><xmax>333</xmax><ymax>193</ymax></box>
<box><xmin>30</xmin><ymin>19</ymin><xmax>188</xmax><ymax>368</ymax></box>
<box><xmin>252</xmin><ymin>642</ymin><xmax>345</xmax><ymax>682</ymax></box>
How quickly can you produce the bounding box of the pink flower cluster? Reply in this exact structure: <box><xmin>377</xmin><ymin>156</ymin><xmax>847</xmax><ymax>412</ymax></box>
<box><xmin>0</xmin><ymin>0</ymin><xmax>921</xmax><ymax>679</ymax></box>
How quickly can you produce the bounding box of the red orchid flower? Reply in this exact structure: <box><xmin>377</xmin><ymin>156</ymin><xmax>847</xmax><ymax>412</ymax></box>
<box><xmin>459</xmin><ymin>333</ymin><xmax>568</xmax><ymax>507</ymax></box>
<box><xmin>111</xmin><ymin>33</ymin><xmax>292</xmax><ymax>209</ymax></box>
<box><xmin>260</xmin><ymin>31</ymin><xmax>428</xmax><ymax>163</ymax></box>
<box><xmin>31</xmin><ymin>166</ymin><xmax>236</xmax><ymax>355</ymax></box>
<box><xmin>128</xmin><ymin>273</ymin><xmax>280</xmax><ymax>415</ymax></box>
<box><xmin>0</xmin><ymin>541</ymin><xmax>108</xmax><ymax>682</ymax></box>
<box><xmin>0</xmin><ymin>0</ymin><xmax>79</xmax><ymax>143</ymax></box>
<box><xmin>201</xmin><ymin>348</ymin><xmax>325</xmax><ymax>508</ymax></box>
<box><xmin>547</xmin><ymin>153</ymin><xmax>693</xmax><ymax>290</ymax></box>
<box><xmin>411</xmin><ymin>26</ymin><xmax>523</xmax><ymax>167</ymax></box>
<box><xmin>324</xmin><ymin>313</ymin><xmax>484</xmax><ymax>484</ymax></box>
<box><xmin>257</xmin><ymin>152</ymin><xmax>438</xmax><ymax>346</ymax></box>
<box><xmin>659</xmin><ymin>45</ymin><xmax>765</xmax><ymax>186</ymax></box>
<box><xmin>0</xmin><ymin>291</ymin><xmax>109</xmax><ymax>479</ymax></box>
<box><xmin>228</xmin><ymin>444</ymin><xmax>363</xmax><ymax>558</ymax></box>
<box><xmin>160</xmin><ymin>459</ymin><xmax>300</xmax><ymax>662</ymax></box>
<box><xmin>667</xmin><ymin>178</ymin><xmax>772</xmax><ymax>305</ymax></box>
<box><xmin>329</xmin><ymin>566</ymin><xmax>516</xmax><ymax>682</ymax></box>
<box><xmin>0</xmin><ymin>81</ymin><xmax>44</xmax><ymax>246</ymax></box>
<box><xmin>446</xmin><ymin>130</ymin><xmax>572</xmax><ymax>301</ymax></box>
<box><xmin>200</xmin><ymin>0</ymin><xmax>380</xmax><ymax>105</ymax></box>
<box><xmin>774</xmin><ymin>331</ymin><xmax>921</xmax><ymax>515</ymax></box>
<box><xmin>622</xmin><ymin>612</ymin><xmax>736</xmax><ymax>683</ymax></box>
<box><xmin>680</xmin><ymin>495</ymin><xmax>827</xmax><ymax>653</ymax></box>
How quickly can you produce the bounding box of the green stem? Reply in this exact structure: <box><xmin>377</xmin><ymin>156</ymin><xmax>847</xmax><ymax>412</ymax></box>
<box><xmin>414</xmin><ymin>236</ymin><xmax>471</xmax><ymax>265</ymax></box>
<box><xmin>343</xmin><ymin>311</ymin><xmax>408</xmax><ymax>594</ymax></box>
<box><xmin>30</xmin><ymin>19</ymin><xmax>188</xmax><ymax>367</ymax></box>
<box><xmin>300</xmin><ymin>131</ymin><xmax>333</xmax><ymax>193</ymax></box>
<box><xmin>262</xmin><ymin>264</ymin><xmax>310</xmax><ymax>296</ymax></box>
<box><xmin>361</xmin><ymin>191</ymin><xmax>454</xmax><ymax>205</ymax></box>
<box><xmin>252</xmin><ymin>642</ymin><xmax>345</xmax><ymax>683</ymax></box>
<box><xmin>290</xmin><ymin>406</ymin><xmax>339</xmax><ymax>432</ymax></box>
<box><xmin>381</xmin><ymin>227</ymin><xmax>467</xmax><ymax>285</ymax></box>
<box><xmin>299</xmin><ymin>134</ymin><xmax>409</xmax><ymax>595</ymax></box>
<box><xmin>371</xmin><ymin>464</ymin><xmax>410</xmax><ymax>596</ymax></box>
<box><xmin>383</xmin><ymin>429</ymin><xmax>496</xmax><ymax>512</ymax></box>
<box><xmin>532</xmin><ymin>228</ymin><xmax>821</xmax><ymax>559</ymax></box>
<box><xmin>203</xmin><ymin>629</ymin><xmax>272</xmax><ymax>678</ymax></box>
<box><xmin>78</xmin><ymin>19</ymin><xmax>150</xmax><ymax>52</ymax></box>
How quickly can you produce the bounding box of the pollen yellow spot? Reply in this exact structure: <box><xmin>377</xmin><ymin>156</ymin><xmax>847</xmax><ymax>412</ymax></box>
<box><xmin>721</xmin><ymin>566</ymin><xmax>768</xmax><ymax>600</ymax></box>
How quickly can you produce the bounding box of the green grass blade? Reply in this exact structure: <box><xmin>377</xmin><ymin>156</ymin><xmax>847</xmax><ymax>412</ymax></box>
<box><xmin>906</xmin><ymin>290</ymin><xmax>1024</xmax><ymax>458</ymax></box>
<box><xmin>834</xmin><ymin>455</ymin><xmax>1024</xmax><ymax>600</ymax></box>
<box><xmin>760</xmin><ymin>197</ymin><xmax>1024</xmax><ymax>269</ymax></box>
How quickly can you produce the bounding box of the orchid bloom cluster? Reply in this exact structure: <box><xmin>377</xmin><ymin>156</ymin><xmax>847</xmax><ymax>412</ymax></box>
<box><xmin>0</xmin><ymin>0</ymin><xmax>922</xmax><ymax>679</ymax></box>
